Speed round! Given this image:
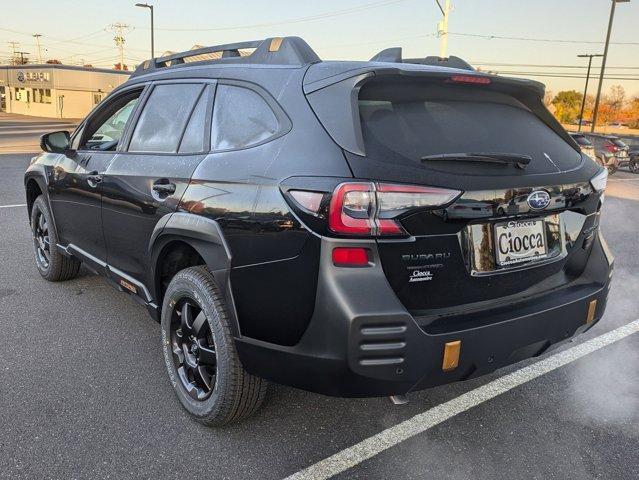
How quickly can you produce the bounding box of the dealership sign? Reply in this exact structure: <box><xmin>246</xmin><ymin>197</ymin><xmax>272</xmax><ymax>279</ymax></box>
<box><xmin>15</xmin><ymin>70</ymin><xmax>51</xmax><ymax>84</ymax></box>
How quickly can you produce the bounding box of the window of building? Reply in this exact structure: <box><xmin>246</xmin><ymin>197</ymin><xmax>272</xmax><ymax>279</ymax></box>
<box><xmin>211</xmin><ymin>85</ymin><xmax>280</xmax><ymax>151</ymax></box>
<box><xmin>33</xmin><ymin>88</ymin><xmax>52</xmax><ymax>104</ymax></box>
<box><xmin>14</xmin><ymin>87</ymin><xmax>29</xmax><ymax>102</ymax></box>
<box><xmin>129</xmin><ymin>83</ymin><xmax>203</xmax><ymax>153</ymax></box>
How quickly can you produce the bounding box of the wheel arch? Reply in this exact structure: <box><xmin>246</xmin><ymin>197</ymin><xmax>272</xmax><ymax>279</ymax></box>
<box><xmin>149</xmin><ymin>212</ymin><xmax>240</xmax><ymax>335</ymax></box>
<box><xmin>24</xmin><ymin>172</ymin><xmax>47</xmax><ymax>219</ymax></box>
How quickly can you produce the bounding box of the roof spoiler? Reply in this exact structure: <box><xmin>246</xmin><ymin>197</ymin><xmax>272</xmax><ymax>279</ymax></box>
<box><xmin>132</xmin><ymin>36</ymin><xmax>320</xmax><ymax>78</ymax></box>
<box><xmin>370</xmin><ymin>47</ymin><xmax>474</xmax><ymax>71</ymax></box>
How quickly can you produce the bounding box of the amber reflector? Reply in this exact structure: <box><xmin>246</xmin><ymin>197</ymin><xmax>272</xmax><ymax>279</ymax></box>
<box><xmin>587</xmin><ymin>300</ymin><xmax>597</xmax><ymax>324</ymax></box>
<box><xmin>442</xmin><ymin>340</ymin><xmax>461</xmax><ymax>372</ymax></box>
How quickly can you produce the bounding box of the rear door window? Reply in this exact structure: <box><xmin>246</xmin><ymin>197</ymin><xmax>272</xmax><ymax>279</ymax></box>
<box><xmin>211</xmin><ymin>84</ymin><xmax>279</xmax><ymax>151</ymax></box>
<box><xmin>129</xmin><ymin>83</ymin><xmax>203</xmax><ymax>153</ymax></box>
<box><xmin>178</xmin><ymin>86</ymin><xmax>210</xmax><ymax>153</ymax></box>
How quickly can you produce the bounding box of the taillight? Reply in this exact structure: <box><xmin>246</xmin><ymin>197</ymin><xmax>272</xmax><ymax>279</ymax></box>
<box><xmin>289</xmin><ymin>190</ymin><xmax>324</xmax><ymax>214</ymax></box>
<box><xmin>329</xmin><ymin>182</ymin><xmax>460</xmax><ymax>236</ymax></box>
<box><xmin>604</xmin><ymin>143</ymin><xmax>618</xmax><ymax>153</ymax></box>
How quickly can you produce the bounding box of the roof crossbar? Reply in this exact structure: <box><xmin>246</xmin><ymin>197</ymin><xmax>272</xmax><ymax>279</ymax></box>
<box><xmin>132</xmin><ymin>36</ymin><xmax>321</xmax><ymax>77</ymax></box>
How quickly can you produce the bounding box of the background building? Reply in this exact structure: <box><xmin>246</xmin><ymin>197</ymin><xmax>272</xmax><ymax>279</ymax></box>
<box><xmin>0</xmin><ymin>65</ymin><xmax>130</xmax><ymax>119</ymax></box>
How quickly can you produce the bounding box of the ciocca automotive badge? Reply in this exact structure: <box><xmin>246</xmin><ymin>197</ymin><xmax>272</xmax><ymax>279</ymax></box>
<box><xmin>527</xmin><ymin>190</ymin><xmax>551</xmax><ymax>210</ymax></box>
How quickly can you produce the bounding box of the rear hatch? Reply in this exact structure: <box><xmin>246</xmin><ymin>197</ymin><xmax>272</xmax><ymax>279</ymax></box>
<box><xmin>304</xmin><ymin>66</ymin><xmax>602</xmax><ymax>321</ymax></box>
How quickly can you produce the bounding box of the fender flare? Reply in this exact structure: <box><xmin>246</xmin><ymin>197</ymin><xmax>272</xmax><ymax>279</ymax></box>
<box><xmin>149</xmin><ymin>212</ymin><xmax>241</xmax><ymax>336</ymax></box>
<box><xmin>24</xmin><ymin>168</ymin><xmax>61</xmax><ymax>240</ymax></box>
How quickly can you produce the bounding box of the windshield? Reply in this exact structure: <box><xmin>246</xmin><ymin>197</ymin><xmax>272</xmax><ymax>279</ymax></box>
<box><xmin>358</xmin><ymin>80</ymin><xmax>581</xmax><ymax>172</ymax></box>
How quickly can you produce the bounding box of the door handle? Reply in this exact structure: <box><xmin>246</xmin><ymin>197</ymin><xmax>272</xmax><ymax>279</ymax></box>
<box><xmin>87</xmin><ymin>171</ymin><xmax>102</xmax><ymax>186</ymax></box>
<box><xmin>152</xmin><ymin>182</ymin><xmax>176</xmax><ymax>195</ymax></box>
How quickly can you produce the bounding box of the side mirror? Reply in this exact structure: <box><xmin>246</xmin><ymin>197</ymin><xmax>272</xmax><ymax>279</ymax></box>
<box><xmin>40</xmin><ymin>131</ymin><xmax>71</xmax><ymax>154</ymax></box>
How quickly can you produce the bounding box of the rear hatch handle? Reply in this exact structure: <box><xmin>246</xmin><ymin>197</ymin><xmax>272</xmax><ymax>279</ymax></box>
<box><xmin>421</xmin><ymin>152</ymin><xmax>532</xmax><ymax>169</ymax></box>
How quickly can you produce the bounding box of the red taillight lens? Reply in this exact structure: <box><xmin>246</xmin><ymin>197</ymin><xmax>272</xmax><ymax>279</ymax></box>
<box><xmin>328</xmin><ymin>182</ymin><xmax>461</xmax><ymax>236</ymax></box>
<box><xmin>449</xmin><ymin>75</ymin><xmax>491</xmax><ymax>85</ymax></box>
<box><xmin>332</xmin><ymin>247</ymin><xmax>370</xmax><ymax>267</ymax></box>
<box><xmin>604</xmin><ymin>143</ymin><xmax>618</xmax><ymax>153</ymax></box>
<box><xmin>329</xmin><ymin>183</ymin><xmax>375</xmax><ymax>235</ymax></box>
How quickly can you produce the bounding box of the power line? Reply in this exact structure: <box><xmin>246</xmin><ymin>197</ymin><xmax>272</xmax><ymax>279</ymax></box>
<box><xmin>492</xmin><ymin>71</ymin><xmax>639</xmax><ymax>81</ymax></box>
<box><xmin>133</xmin><ymin>0</ymin><xmax>410</xmax><ymax>31</ymax></box>
<box><xmin>450</xmin><ymin>31</ymin><xmax>639</xmax><ymax>46</ymax></box>
<box><xmin>472</xmin><ymin>62</ymin><xmax>639</xmax><ymax>70</ymax></box>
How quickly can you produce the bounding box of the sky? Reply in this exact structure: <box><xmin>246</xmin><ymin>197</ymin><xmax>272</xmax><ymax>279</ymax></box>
<box><xmin>1</xmin><ymin>0</ymin><xmax>638</xmax><ymax>97</ymax></box>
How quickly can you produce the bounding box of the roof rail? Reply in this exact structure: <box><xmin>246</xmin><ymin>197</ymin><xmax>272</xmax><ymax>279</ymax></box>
<box><xmin>132</xmin><ymin>36</ymin><xmax>320</xmax><ymax>78</ymax></box>
<box><xmin>369</xmin><ymin>47</ymin><xmax>474</xmax><ymax>71</ymax></box>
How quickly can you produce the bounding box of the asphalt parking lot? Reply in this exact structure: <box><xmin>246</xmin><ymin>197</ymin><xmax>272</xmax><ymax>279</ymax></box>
<box><xmin>0</xmin><ymin>149</ymin><xmax>638</xmax><ymax>479</ymax></box>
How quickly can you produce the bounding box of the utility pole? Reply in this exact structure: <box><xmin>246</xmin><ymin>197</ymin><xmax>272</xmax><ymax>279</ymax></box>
<box><xmin>577</xmin><ymin>54</ymin><xmax>603</xmax><ymax>132</ymax></box>
<box><xmin>16</xmin><ymin>52</ymin><xmax>29</xmax><ymax>65</ymax></box>
<box><xmin>8</xmin><ymin>41</ymin><xmax>19</xmax><ymax>65</ymax></box>
<box><xmin>435</xmin><ymin>0</ymin><xmax>452</xmax><ymax>59</ymax></box>
<box><xmin>16</xmin><ymin>51</ymin><xmax>29</xmax><ymax>65</ymax></box>
<box><xmin>33</xmin><ymin>34</ymin><xmax>43</xmax><ymax>63</ymax></box>
<box><xmin>108</xmin><ymin>23</ymin><xmax>133</xmax><ymax>70</ymax></box>
<box><xmin>591</xmin><ymin>0</ymin><xmax>630</xmax><ymax>132</ymax></box>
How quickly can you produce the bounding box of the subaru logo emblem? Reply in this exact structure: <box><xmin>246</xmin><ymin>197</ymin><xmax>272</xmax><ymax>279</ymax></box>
<box><xmin>17</xmin><ymin>71</ymin><xmax>25</xmax><ymax>83</ymax></box>
<box><xmin>527</xmin><ymin>190</ymin><xmax>551</xmax><ymax>210</ymax></box>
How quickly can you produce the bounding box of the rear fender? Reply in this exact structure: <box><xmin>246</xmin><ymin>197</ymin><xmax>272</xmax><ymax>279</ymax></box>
<box><xmin>149</xmin><ymin>212</ymin><xmax>240</xmax><ymax>335</ymax></box>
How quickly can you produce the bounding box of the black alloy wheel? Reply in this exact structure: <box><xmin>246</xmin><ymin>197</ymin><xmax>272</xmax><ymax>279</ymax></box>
<box><xmin>169</xmin><ymin>298</ymin><xmax>218</xmax><ymax>401</ymax></box>
<box><xmin>33</xmin><ymin>208</ymin><xmax>50</xmax><ymax>270</ymax></box>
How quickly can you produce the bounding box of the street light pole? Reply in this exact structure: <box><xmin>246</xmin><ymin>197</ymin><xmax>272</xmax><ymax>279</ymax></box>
<box><xmin>135</xmin><ymin>3</ymin><xmax>155</xmax><ymax>58</ymax></box>
<box><xmin>435</xmin><ymin>0</ymin><xmax>452</xmax><ymax>59</ymax></box>
<box><xmin>591</xmin><ymin>0</ymin><xmax>630</xmax><ymax>133</ymax></box>
<box><xmin>577</xmin><ymin>54</ymin><xmax>603</xmax><ymax>132</ymax></box>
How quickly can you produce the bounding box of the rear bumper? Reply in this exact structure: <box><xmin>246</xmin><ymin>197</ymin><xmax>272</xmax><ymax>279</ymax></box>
<box><xmin>236</xmin><ymin>232</ymin><xmax>613</xmax><ymax>397</ymax></box>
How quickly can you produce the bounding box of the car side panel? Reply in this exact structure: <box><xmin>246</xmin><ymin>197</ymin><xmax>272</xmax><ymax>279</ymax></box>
<box><xmin>180</xmin><ymin>69</ymin><xmax>352</xmax><ymax>345</ymax></box>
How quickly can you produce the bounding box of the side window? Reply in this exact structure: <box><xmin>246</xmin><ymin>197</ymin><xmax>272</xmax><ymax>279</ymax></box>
<box><xmin>211</xmin><ymin>84</ymin><xmax>280</xmax><ymax>151</ymax></box>
<box><xmin>178</xmin><ymin>86</ymin><xmax>210</xmax><ymax>154</ymax></box>
<box><xmin>129</xmin><ymin>84</ymin><xmax>203</xmax><ymax>153</ymax></box>
<box><xmin>80</xmin><ymin>90</ymin><xmax>142</xmax><ymax>151</ymax></box>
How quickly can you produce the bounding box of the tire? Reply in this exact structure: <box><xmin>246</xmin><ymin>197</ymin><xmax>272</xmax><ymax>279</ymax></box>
<box><xmin>630</xmin><ymin>158</ymin><xmax>639</xmax><ymax>174</ymax></box>
<box><xmin>30</xmin><ymin>196</ymin><xmax>81</xmax><ymax>282</ymax></box>
<box><xmin>160</xmin><ymin>266</ymin><xmax>267</xmax><ymax>426</ymax></box>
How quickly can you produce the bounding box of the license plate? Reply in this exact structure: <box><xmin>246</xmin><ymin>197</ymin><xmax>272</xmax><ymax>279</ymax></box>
<box><xmin>494</xmin><ymin>219</ymin><xmax>548</xmax><ymax>266</ymax></box>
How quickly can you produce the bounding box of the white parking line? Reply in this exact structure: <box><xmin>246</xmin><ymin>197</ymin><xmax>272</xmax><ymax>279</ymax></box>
<box><xmin>285</xmin><ymin>319</ymin><xmax>639</xmax><ymax>480</ymax></box>
<box><xmin>0</xmin><ymin>204</ymin><xmax>26</xmax><ymax>209</ymax></box>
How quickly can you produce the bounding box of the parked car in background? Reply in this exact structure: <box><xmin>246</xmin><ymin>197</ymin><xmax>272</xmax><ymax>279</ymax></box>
<box><xmin>620</xmin><ymin>136</ymin><xmax>639</xmax><ymax>174</ymax></box>
<box><xmin>569</xmin><ymin>132</ymin><xmax>596</xmax><ymax>160</ymax></box>
<box><xmin>583</xmin><ymin>133</ymin><xmax>623</xmax><ymax>174</ymax></box>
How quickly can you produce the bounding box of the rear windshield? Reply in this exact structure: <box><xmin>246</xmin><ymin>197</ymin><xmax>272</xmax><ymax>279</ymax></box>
<box><xmin>358</xmin><ymin>80</ymin><xmax>580</xmax><ymax>169</ymax></box>
<box><xmin>571</xmin><ymin>134</ymin><xmax>592</xmax><ymax>147</ymax></box>
<box><xmin>610</xmin><ymin>138</ymin><xmax>628</xmax><ymax>149</ymax></box>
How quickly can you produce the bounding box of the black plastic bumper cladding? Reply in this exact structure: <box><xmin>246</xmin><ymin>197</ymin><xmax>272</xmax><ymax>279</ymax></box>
<box><xmin>235</xmin><ymin>232</ymin><xmax>612</xmax><ymax>398</ymax></box>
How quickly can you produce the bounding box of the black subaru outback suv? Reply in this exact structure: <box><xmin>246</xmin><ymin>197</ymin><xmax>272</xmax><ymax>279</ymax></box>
<box><xmin>25</xmin><ymin>37</ymin><xmax>613</xmax><ymax>425</ymax></box>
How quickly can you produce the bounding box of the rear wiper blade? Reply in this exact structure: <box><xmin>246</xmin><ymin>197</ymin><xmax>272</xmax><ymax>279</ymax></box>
<box><xmin>420</xmin><ymin>152</ymin><xmax>532</xmax><ymax>169</ymax></box>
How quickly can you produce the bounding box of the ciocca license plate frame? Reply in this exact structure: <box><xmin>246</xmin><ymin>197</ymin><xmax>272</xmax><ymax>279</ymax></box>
<box><xmin>494</xmin><ymin>218</ymin><xmax>548</xmax><ymax>267</ymax></box>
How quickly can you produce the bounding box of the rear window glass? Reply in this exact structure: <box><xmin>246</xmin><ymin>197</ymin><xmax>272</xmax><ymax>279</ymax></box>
<box><xmin>211</xmin><ymin>85</ymin><xmax>279</xmax><ymax>151</ymax></box>
<box><xmin>358</xmin><ymin>80</ymin><xmax>580</xmax><ymax>169</ymax></box>
<box><xmin>610</xmin><ymin>138</ymin><xmax>628</xmax><ymax>149</ymax></box>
